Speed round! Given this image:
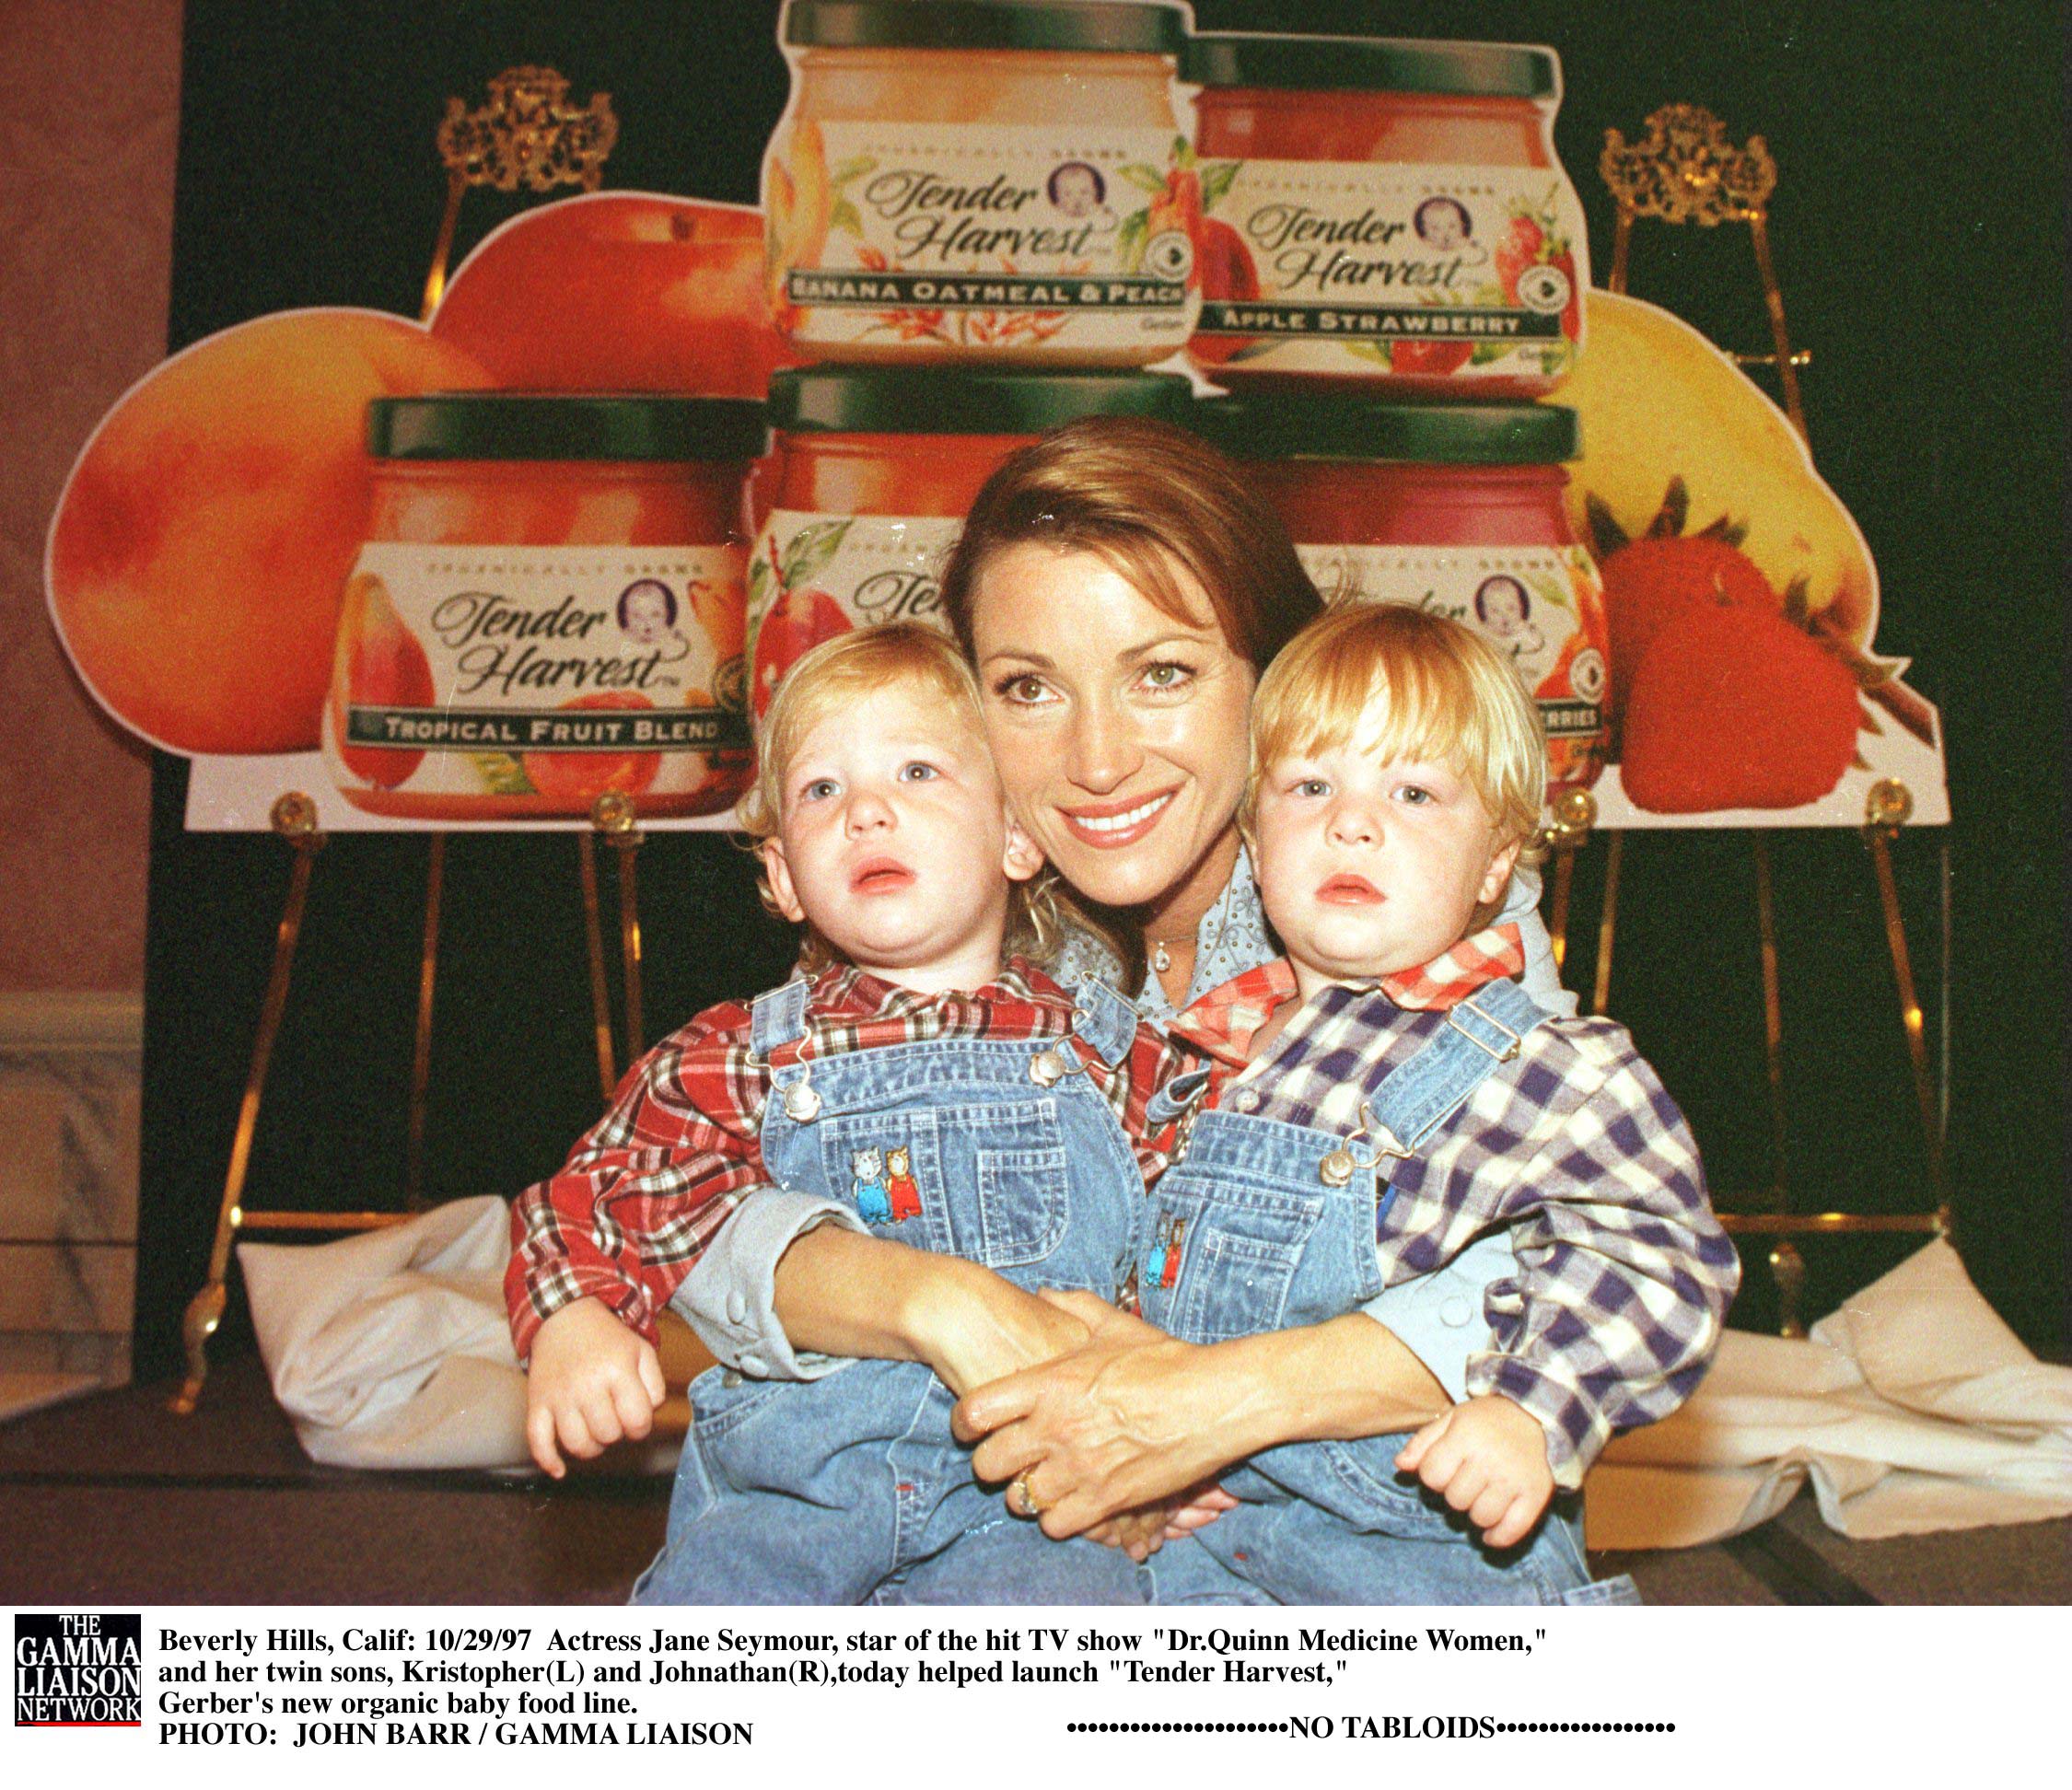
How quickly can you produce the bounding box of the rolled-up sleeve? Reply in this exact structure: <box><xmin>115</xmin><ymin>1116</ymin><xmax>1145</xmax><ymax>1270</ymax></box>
<box><xmin>671</xmin><ymin>1191</ymin><xmax>867</xmax><ymax>1381</ymax></box>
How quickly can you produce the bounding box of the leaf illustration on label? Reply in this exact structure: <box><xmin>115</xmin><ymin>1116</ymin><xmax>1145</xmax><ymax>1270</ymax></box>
<box><xmin>1118</xmin><ymin>162</ymin><xmax>1168</xmax><ymax>195</ymax></box>
<box><xmin>470</xmin><ymin>751</ymin><xmax>535</xmax><ymax>796</ymax></box>
<box><xmin>747</xmin><ymin>552</ymin><xmax>772</xmax><ymax>611</ymax></box>
<box><xmin>829</xmin><ymin>198</ymin><xmax>862</xmax><ymax>237</ymax></box>
<box><xmin>1522</xmin><ymin>570</ymin><xmax>1575</xmax><ymax>614</ymax></box>
<box><xmin>827</xmin><ymin>155</ymin><xmax>877</xmax><ymax>188</ymax></box>
<box><xmin>1117</xmin><ymin>209</ymin><xmax>1148</xmax><ymax>271</ymax></box>
<box><xmin>779</xmin><ymin>518</ymin><xmax>853</xmax><ymax>591</ymax></box>
<box><xmin>1199</xmin><ymin>160</ymin><xmax>1242</xmax><ymax>210</ymax></box>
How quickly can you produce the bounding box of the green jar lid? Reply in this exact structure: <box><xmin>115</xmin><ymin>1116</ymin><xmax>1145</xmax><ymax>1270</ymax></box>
<box><xmin>367</xmin><ymin>393</ymin><xmax>768</xmax><ymax>462</ymax></box>
<box><xmin>769</xmin><ymin>366</ymin><xmax>1195</xmax><ymax>436</ymax></box>
<box><xmin>1182</xmin><ymin>31</ymin><xmax>1559</xmax><ymax>100</ymax></box>
<box><xmin>785</xmin><ymin>0</ymin><xmax>1184</xmax><ymax>54</ymax></box>
<box><xmin>1195</xmin><ymin>393</ymin><xmax>1579</xmax><ymax>465</ymax></box>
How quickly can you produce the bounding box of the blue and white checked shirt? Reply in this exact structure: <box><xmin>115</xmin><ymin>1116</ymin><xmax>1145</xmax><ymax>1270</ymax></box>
<box><xmin>1175</xmin><ymin>969</ymin><xmax>1740</xmax><ymax>1487</ymax></box>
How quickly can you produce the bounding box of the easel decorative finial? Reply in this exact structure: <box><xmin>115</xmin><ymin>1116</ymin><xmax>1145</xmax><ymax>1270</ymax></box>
<box><xmin>420</xmin><ymin>66</ymin><xmax>619</xmax><ymax>318</ymax></box>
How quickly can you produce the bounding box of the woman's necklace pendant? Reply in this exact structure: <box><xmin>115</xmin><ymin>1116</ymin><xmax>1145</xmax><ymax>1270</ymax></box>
<box><xmin>1152</xmin><ymin>941</ymin><xmax>1171</xmax><ymax>974</ymax></box>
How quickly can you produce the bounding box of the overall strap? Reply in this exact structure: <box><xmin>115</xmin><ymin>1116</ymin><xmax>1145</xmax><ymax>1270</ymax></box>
<box><xmin>1069</xmin><ymin>976</ymin><xmax>1144</xmax><ymax>1070</ymax></box>
<box><xmin>1364</xmin><ymin>978</ymin><xmax>1553</xmax><ymax>1153</ymax></box>
<box><xmin>1146</xmin><ymin>1064</ymin><xmax>1213</xmax><ymax>1128</ymax></box>
<box><xmin>748</xmin><ymin>976</ymin><xmax>813</xmax><ymax>1059</ymax></box>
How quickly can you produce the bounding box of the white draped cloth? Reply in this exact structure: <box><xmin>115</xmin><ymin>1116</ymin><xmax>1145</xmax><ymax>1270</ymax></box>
<box><xmin>241</xmin><ymin>1196</ymin><xmax>541</xmax><ymax>1470</ymax></box>
<box><xmin>1586</xmin><ymin>1239</ymin><xmax>2072</xmax><ymax>1547</ymax></box>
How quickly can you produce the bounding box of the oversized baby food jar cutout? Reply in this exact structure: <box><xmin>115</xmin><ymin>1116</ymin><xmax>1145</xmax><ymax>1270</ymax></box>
<box><xmin>1201</xmin><ymin>393</ymin><xmax>1609</xmax><ymax>796</ymax></box>
<box><xmin>1183</xmin><ymin>32</ymin><xmax>1586</xmax><ymax>395</ymax></box>
<box><xmin>749</xmin><ymin>365</ymin><xmax>1192</xmax><ymax>716</ymax></box>
<box><xmin>323</xmin><ymin>393</ymin><xmax>764</xmax><ymax>820</ymax></box>
<box><xmin>765</xmin><ymin>0</ymin><xmax>1197</xmax><ymax>366</ymax></box>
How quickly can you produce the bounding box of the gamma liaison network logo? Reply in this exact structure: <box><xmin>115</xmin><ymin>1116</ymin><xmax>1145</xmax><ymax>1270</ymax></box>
<box><xmin>15</xmin><ymin>1613</ymin><xmax>143</xmax><ymax>1726</ymax></box>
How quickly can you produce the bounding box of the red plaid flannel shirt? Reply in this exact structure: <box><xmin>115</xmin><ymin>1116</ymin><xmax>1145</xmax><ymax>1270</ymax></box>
<box><xmin>506</xmin><ymin>957</ymin><xmax>1188</xmax><ymax>1358</ymax></box>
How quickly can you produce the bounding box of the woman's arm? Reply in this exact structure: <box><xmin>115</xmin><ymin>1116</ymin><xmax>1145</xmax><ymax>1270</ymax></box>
<box><xmin>769</xmin><ymin>1222</ymin><xmax>1092</xmax><ymax>1398</ymax></box>
<box><xmin>951</xmin><ymin>1293</ymin><xmax>1452</xmax><ymax>1540</ymax></box>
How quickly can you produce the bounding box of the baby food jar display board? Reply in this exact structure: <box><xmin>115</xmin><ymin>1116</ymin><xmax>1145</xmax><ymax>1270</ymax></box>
<box><xmin>1182</xmin><ymin>30</ymin><xmax>1586</xmax><ymax>395</ymax></box>
<box><xmin>324</xmin><ymin>393</ymin><xmax>763</xmax><ymax>823</ymax></box>
<box><xmin>765</xmin><ymin>0</ymin><xmax>1199</xmax><ymax>366</ymax></box>
<box><xmin>750</xmin><ymin>364</ymin><xmax>1193</xmax><ymax>716</ymax></box>
<box><xmin>1198</xmin><ymin>392</ymin><xmax>1609</xmax><ymax>796</ymax></box>
<box><xmin>169</xmin><ymin>394</ymin><xmax>764</xmax><ymax>1416</ymax></box>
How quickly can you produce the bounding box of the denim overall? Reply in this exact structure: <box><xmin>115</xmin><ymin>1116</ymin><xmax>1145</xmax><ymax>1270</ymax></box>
<box><xmin>633</xmin><ymin>973</ymin><xmax>1152</xmax><ymax>1605</ymax></box>
<box><xmin>1139</xmin><ymin>977</ymin><xmax>1639</xmax><ymax>1606</ymax></box>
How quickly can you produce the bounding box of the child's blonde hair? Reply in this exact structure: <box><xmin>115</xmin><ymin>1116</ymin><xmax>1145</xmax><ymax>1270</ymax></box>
<box><xmin>738</xmin><ymin>622</ymin><xmax>1057</xmax><ymax>970</ymax></box>
<box><xmin>1248</xmin><ymin>603</ymin><xmax>1548</xmax><ymax>846</ymax></box>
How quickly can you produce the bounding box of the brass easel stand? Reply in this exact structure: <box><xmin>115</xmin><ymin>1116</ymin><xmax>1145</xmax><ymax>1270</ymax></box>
<box><xmin>1541</xmin><ymin>105</ymin><xmax>1950</xmax><ymax>1336</ymax></box>
<box><xmin>170</xmin><ymin>797</ymin><xmax>401</xmax><ymax>1413</ymax></box>
<box><xmin>169</xmin><ymin>793</ymin><xmax>654</xmax><ymax>1412</ymax></box>
<box><xmin>170</xmin><ymin>68</ymin><xmax>626</xmax><ymax>1411</ymax></box>
<box><xmin>577</xmin><ymin>792</ymin><xmax>649</xmax><ymax>1102</ymax></box>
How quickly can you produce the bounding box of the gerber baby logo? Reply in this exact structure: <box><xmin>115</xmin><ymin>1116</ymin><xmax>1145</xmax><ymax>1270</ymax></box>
<box><xmin>14</xmin><ymin>1612</ymin><xmax>142</xmax><ymax>1726</ymax></box>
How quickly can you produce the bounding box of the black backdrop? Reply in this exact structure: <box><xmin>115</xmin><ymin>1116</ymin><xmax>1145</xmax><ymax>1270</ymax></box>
<box><xmin>136</xmin><ymin>0</ymin><xmax>2066</xmax><ymax>1377</ymax></box>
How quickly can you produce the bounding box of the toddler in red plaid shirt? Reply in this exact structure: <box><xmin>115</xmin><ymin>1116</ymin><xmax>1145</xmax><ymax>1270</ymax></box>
<box><xmin>512</xmin><ymin>624</ymin><xmax>1195</xmax><ymax>1598</ymax></box>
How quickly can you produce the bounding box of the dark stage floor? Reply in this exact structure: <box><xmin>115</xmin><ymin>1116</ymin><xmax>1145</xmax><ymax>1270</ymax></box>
<box><xmin>2</xmin><ymin>1354</ymin><xmax>2065</xmax><ymax>1606</ymax></box>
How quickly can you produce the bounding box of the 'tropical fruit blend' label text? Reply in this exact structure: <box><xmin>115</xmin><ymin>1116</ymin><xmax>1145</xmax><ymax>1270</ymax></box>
<box><xmin>322</xmin><ymin>545</ymin><xmax>750</xmax><ymax>819</ymax></box>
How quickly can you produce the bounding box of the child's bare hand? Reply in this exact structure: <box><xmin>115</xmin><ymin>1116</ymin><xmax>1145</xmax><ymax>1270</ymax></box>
<box><xmin>1394</xmin><ymin>1395</ymin><xmax>1554</xmax><ymax>1549</ymax></box>
<box><xmin>1088</xmin><ymin>1481</ymin><xmax>1240</xmax><ymax>1562</ymax></box>
<box><xmin>524</xmin><ymin>1296</ymin><xmax>667</xmax><ymax>1479</ymax></box>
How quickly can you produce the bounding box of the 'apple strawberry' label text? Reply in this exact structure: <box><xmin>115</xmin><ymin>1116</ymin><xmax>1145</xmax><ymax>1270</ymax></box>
<box><xmin>1297</xmin><ymin>541</ymin><xmax>1609</xmax><ymax>788</ymax></box>
<box><xmin>768</xmin><ymin>124</ymin><xmax>1199</xmax><ymax>355</ymax></box>
<box><xmin>746</xmin><ymin>510</ymin><xmax>963</xmax><ymax>719</ymax></box>
<box><xmin>1192</xmin><ymin>160</ymin><xmax>1587</xmax><ymax>383</ymax></box>
<box><xmin>321</xmin><ymin>544</ymin><xmax>751</xmax><ymax>819</ymax></box>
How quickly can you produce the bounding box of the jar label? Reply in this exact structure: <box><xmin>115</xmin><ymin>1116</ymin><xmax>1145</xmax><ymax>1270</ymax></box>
<box><xmin>767</xmin><ymin>122</ymin><xmax>1200</xmax><ymax>354</ymax></box>
<box><xmin>746</xmin><ymin>509</ymin><xmax>963</xmax><ymax>717</ymax></box>
<box><xmin>1193</xmin><ymin>159</ymin><xmax>1587</xmax><ymax>382</ymax></box>
<box><xmin>1298</xmin><ymin>542</ymin><xmax>1609</xmax><ymax>785</ymax></box>
<box><xmin>321</xmin><ymin>544</ymin><xmax>751</xmax><ymax>817</ymax></box>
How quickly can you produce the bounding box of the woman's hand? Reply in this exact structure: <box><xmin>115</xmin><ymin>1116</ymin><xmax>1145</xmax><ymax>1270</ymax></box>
<box><xmin>955</xmin><ymin>1294</ymin><xmax>1457</xmax><ymax>1540</ymax></box>
<box><xmin>953</xmin><ymin>1290</ymin><xmax>1253</xmax><ymax>1540</ymax></box>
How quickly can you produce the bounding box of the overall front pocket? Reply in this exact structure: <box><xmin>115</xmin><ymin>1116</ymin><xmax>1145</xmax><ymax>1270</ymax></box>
<box><xmin>1155</xmin><ymin>1176</ymin><xmax>1326</xmax><ymax>1343</ymax></box>
<box><xmin>814</xmin><ymin>1098</ymin><xmax>1070</xmax><ymax>1272</ymax></box>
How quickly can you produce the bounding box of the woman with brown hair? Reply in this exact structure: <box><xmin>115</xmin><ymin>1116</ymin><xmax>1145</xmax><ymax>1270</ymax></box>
<box><xmin>671</xmin><ymin>417</ymin><xmax>1573</xmax><ymax>1580</ymax></box>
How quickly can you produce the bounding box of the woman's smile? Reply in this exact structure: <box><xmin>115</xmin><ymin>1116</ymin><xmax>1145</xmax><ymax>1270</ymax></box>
<box><xmin>1059</xmin><ymin>787</ymin><xmax>1177</xmax><ymax>846</ymax></box>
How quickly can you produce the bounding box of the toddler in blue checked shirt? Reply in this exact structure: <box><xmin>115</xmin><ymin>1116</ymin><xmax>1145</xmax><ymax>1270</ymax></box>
<box><xmin>1111</xmin><ymin>604</ymin><xmax>1739</xmax><ymax>1602</ymax></box>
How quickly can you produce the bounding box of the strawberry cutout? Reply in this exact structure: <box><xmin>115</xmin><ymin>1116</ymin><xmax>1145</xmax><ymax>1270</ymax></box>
<box><xmin>1588</xmin><ymin>475</ymin><xmax>1934</xmax><ymax>811</ymax></box>
<box><xmin>1620</xmin><ymin>604</ymin><xmax>1857</xmax><ymax>811</ymax></box>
